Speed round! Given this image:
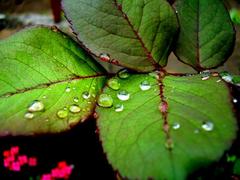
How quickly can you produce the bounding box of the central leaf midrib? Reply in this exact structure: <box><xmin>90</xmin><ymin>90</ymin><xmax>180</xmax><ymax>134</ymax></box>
<box><xmin>0</xmin><ymin>74</ymin><xmax>105</xmax><ymax>98</ymax></box>
<box><xmin>112</xmin><ymin>0</ymin><xmax>158</xmax><ymax>68</ymax></box>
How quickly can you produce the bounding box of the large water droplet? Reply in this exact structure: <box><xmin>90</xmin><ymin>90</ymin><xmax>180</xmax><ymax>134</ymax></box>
<box><xmin>69</xmin><ymin>105</ymin><xmax>81</xmax><ymax>113</ymax></box>
<box><xmin>24</xmin><ymin>112</ymin><xmax>34</xmax><ymax>119</ymax></box>
<box><xmin>139</xmin><ymin>80</ymin><xmax>151</xmax><ymax>91</ymax></box>
<box><xmin>220</xmin><ymin>71</ymin><xmax>233</xmax><ymax>83</ymax></box>
<box><xmin>28</xmin><ymin>100</ymin><xmax>44</xmax><ymax>112</ymax></box>
<box><xmin>107</xmin><ymin>78</ymin><xmax>120</xmax><ymax>90</ymax></box>
<box><xmin>99</xmin><ymin>53</ymin><xmax>110</xmax><ymax>62</ymax></box>
<box><xmin>201</xmin><ymin>121</ymin><xmax>214</xmax><ymax>131</ymax></box>
<box><xmin>114</xmin><ymin>104</ymin><xmax>124</xmax><ymax>112</ymax></box>
<box><xmin>97</xmin><ymin>94</ymin><xmax>113</xmax><ymax>108</ymax></box>
<box><xmin>117</xmin><ymin>90</ymin><xmax>130</xmax><ymax>101</ymax></box>
<box><xmin>82</xmin><ymin>91</ymin><xmax>90</xmax><ymax>99</ymax></box>
<box><xmin>73</xmin><ymin>97</ymin><xmax>79</xmax><ymax>103</ymax></box>
<box><xmin>172</xmin><ymin>122</ymin><xmax>180</xmax><ymax>130</ymax></box>
<box><xmin>118</xmin><ymin>69</ymin><xmax>130</xmax><ymax>79</ymax></box>
<box><xmin>57</xmin><ymin>109</ymin><xmax>68</xmax><ymax>118</ymax></box>
<box><xmin>65</xmin><ymin>87</ymin><xmax>71</xmax><ymax>92</ymax></box>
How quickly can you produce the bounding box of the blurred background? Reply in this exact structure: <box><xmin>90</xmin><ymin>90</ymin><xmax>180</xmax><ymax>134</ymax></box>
<box><xmin>0</xmin><ymin>0</ymin><xmax>239</xmax><ymax>179</ymax></box>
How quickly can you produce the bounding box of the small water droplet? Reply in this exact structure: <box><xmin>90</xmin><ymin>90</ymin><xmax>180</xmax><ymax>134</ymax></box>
<box><xmin>57</xmin><ymin>109</ymin><xmax>69</xmax><ymax>118</ymax></box>
<box><xmin>117</xmin><ymin>90</ymin><xmax>130</xmax><ymax>101</ymax></box>
<box><xmin>200</xmin><ymin>70</ymin><xmax>210</xmax><ymax>80</ymax></box>
<box><xmin>176</xmin><ymin>10</ymin><xmax>178</xmax><ymax>13</ymax></box>
<box><xmin>107</xmin><ymin>78</ymin><xmax>121</xmax><ymax>90</ymax></box>
<box><xmin>194</xmin><ymin>129</ymin><xmax>200</xmax><ymax>134</ymax></box>
<box><xmin>139</xmin><ymin>80</ymin><xmax>151</xmax><ymax>91</ymax></box>
<box><xmin>172</xmin><ymin>122</ymin><xmax>180</xmax><ymax>130</ymax></box>
<box><xmin>118</xmin><ymin>69</ymin><xmax>130</xmax><ymax>79</ymax></box>
<box><xmin>159</xmin><ymin>101</ymin><xmax>168</xmax><ymax>113</ymax></box>
<box><xmin>201</xmin><ymin>121</ymin><xmax>214</xmax><ymax>131</ymax></box>
<box><xmin>28</xmin><ymin>100</ymin><xmax>44</xmax><ymax>112</ymax></box>
<box><xmin>99</xmin><ymin>53</ymin><xmax>110</xmax><ymax>62</ymax></box>
<box><xmin>24</xmin><ymin>112</ymin><xmax>34</xmax><ymax>119</ymax></box>
<box><xmin>69</xmin><ymin>105</ymin><xmax>81</xmax><ymax>113</ymax></box>
<box><xmin>216</xmin><ymin>79</ymin><xmax>222</xmax><ymax>83</ymax></box>
<box><xmin>233</xmin><ymin>98</ymin><xmax>238</xmax><ymax>103</ymax></box>
<box><xmin>97</xmin><ymin>94</ymin><xmax>113</xmax><ymax>108</ymax></box>
<box><xmin>114</xmin><ymin>104</ymin><xmax>124</xmax><ymax>112</ymax></box>
<box><xmin>73</xmin><ymin>97</ymin><xmax>79</xmax><ymax>103</ymax></box>
<box><xmin>42</xmin><ymin>95</ymin><xmax>47</xmax><ymax>99</ymax></box>
<box><xmin>220</xmin><ymin>71</ymin><xmax>233</xmax><ymax>83</ymax></box>
<box><xmin>73</xmin><ymin>87</ymin><xmax>76</xmax><ymax>90</ymax></box>
<box><xmin>65</xmin><ymin>87</ymin><xmax>71</xmax><ymax>92</ymax></box>
<box><xmin>82</xmin><ymin>91</ymin><xmax>91</xmax><ymax>99</ymax></box>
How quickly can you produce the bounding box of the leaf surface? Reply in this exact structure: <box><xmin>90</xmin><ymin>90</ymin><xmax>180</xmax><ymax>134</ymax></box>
<box><xmin>96</xmin><ymin>73</ymin><xmax>237</xmax><ymax>179</ymax></box>
<box><xmin>63</xmin><ymin>0</ymin><xmax>178</xmax><ymax>72</ymax></box>
<box><xmin>0</xmin><ymin>26</ymin><xmax>106</xmax><ymax>135</ymax></box>
<box><xmin>174</xmin><ymin>0</ymin><xmax>235</xmax><ymax>70</ymax></box>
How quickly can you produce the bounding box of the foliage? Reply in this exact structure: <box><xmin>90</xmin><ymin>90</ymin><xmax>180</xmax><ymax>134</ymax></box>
<box><xmin>0</xmin><ymin>0</ymin><xmax>239</xmax><ymax>179</ymax></box>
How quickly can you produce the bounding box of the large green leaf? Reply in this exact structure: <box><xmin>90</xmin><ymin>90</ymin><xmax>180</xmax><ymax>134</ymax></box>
<box><xmin>174</xmin><ymin>0</ymin><xmax>235</xmax><ymax>70</ymax></box>
<box><xmin>96</xmin><ymin>73</ymin><xmax>237</xmax><ymax>179</ymax></box>
<box><xmin>63</xmin><ymin>0</ymin><xmax>178</xmax><ymax>72</ymax></box>
<box><xmin>0</xmin><ymin>26</ymin><xmax>106</xmax><ymax>136</ymax></box>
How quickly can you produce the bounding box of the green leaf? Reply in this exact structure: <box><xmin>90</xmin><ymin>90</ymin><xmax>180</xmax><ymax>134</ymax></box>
<box><xmin>63</xmin><ymin>0</ymin><xmax>178</xmax><ymax>72</ymax></box>
<box><xmin>96</xmin><ymin>73</ymin><xmax>237</xmax><ymax>179</ymax></box>
<box><xmin>230</xmin><ymin>8</ymin><xmax>240</xmax><ymax>25</ymax></box>
<box><xmin>174</xmin><ymin>0</ymin><xmax>235</xmax><ymax>70</ymax></box>
<box><xmin>234</xmin><ymin>159</ymin><xmax>240</xmax><ymax>175</ymax></box>
<box><xmin>0</xmin><ymin>26</ymin><xmax>106</xmax><ymax>136</ymax></box>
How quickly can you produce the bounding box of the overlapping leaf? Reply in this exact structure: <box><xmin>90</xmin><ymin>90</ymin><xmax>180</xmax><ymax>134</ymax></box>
<box><xmin>174</xmin><ymin>0</ymin><xmax>235</xmax><ymax>70</ymax></box>
<box><xmin>63</xmin><ymin>0</ymin><xmax>178</xmax><ymax>72</ymax></box>
<box><xmin>0</xmin><ymin>26</ymin><xmax>106</xmax><ymax>136</ymax></box>
<box><xmin>96</xmin><ymin>73</ymin><xmax>237</xmax><ymax>179</ymax></box>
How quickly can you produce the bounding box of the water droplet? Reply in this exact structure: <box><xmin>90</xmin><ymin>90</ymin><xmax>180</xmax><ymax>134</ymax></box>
<box><xmin>28</xmin><ymin>100</ymin><xmax>44</xmax><ymax>112</ymax></box>
<box><xmin>107</xmin><ymin>78</ymin><xmax>120</xmax><ymax>90</ymax></box>
<box><xmin>201</xmin><ymin>121</ymin><xmax>214</xmax><ymax>131</ymax></box>
<box><xmin>114</xmin><ymin>104</ymin><xmax>124</xmax><ymax>112</ymax></box>
<box><xmin>24</xmin><ymin>112</ymin><xmax>34</xmax><ymax>119</ymax></box>
<box><xmin>216</xmin><ymin>79</ymin><xmax>222</xmax><ymax>83</ymax></box>
<box><xmin>82</xmin><ymin>91</ymin><xmax>90</xmax><ymax>99</ymax></box>
<box><xmin>69</xmin><ymin>105</ymin><xmax>81</xmax><ymax>113</ymax></box>
<box><xmin>176</xmin><ymin>10</ymin><xmax>178</xmax><ymax>13</ymax></box>
<box><xmin>42</xmin><ymin>95</ymin><xmax>47</xmax><ymax>99</ymax></box>
<box><xmin>118</xmin><ymin>69</ymin><xmax>130</xmax><ymax>79</ymax></box>
<box><xmin>97</xmin><ymin>94</ymin><xmax>113</xmax><ymax>108</ymax></box>
<box><xmin>139</xmin><ymin>80</ymin><xmax>151</xmax><ymax>91</ymax></box>
<box><xmin>57</xmin><ymin>109</ymin><xmax>68</xmax><ymax>118</ymax></box>
<box><xmin>117</xmin><ymin>90</ymin><xmax>130</xmax><ymax>101</ymax></box>
<box><xmin>73</xmin><ymin>97</ymin><xmax>79</xmax><ymax>103</ymax></box>
<box><xmin>99</xmin><ymin>53</ymin><xmax>110</xmax><ymax>62</ymax></box>
<box><xmin>233</xmin><ymin>98</ymin><xmax>238</xmax><ymax>103</ymax></box>
<box><xmin>172</xmin><ymin>122</ymin><xmax>180</xmax><ymax>130</ymax></box>
<box><xmin>159</xmin><ymin>101</ymin><xmax>168</xmax><ymax>113</ymax></box>
<box><xmin>220</xmin><ymin>71</ymin><xmax>233</xmax><ymax>83</ymax></box>
<box><xmin>65</xmin><ymin>87</ymin><xmax>71</xmax><ymax>92</ymax></box>
<box><xmin>200</xmin><ymin>70</ymin><xmax>210</xmax><ymax>80</ymax></box>
<box><xmin>194</xmin><ymin>129</ymin><xmax>200</xmax><ymax>134</ymax></box>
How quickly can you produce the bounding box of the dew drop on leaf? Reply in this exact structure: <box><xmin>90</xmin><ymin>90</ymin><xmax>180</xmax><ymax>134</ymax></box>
<box><xmin>65</xmin><ymin>87</ymin><xmax>71</xmax><ymax>92</ymax></box>
<box><xmin>139</xmin><ymin>80</ymin><xmax>151</xmax><ymax>91</ymax></box>
<box><xmin>82</xmin><ymin>91</ymin><xmax>90</xmax><ymax>99</ymax></box>
<box><xmin>99</xmin><ymin>53</ymin><xmax>110</xmax><ymax>62</ymax></box>
<box><xmin>118</xmin><ymin>69</ymin><xmax>130</xmax><ymax>79</ymax></box>
<box><xmin>28</xmin><ymin>100</ymin><xmax>44</xmax><ymax>112</ymax></box>
<box><xmin>172</xmin><ymin>122</ymin><xmax>180</xmax><ymax>130</ymax></box>
<box><xmin>42</xmin><ymin>95</ymin><xmax>47</xmax><ymax>99</ymax></box>
<box><xmin>69</xmin><ymin>105</ymin><xmax>81</xmax><ymax>113</ymax></box>
<box><xmin>114</xmin><ymin>104</ymin><xmax>124</xmax><ymax>112</ymax></box>
<box><xmin>97</xmin><ymin>94</ymin><xmax>113</xmax><ymax>108</ymax></box>
<box><xmin>57</xmin><ymin>109</ymin><xmax>69</xmax><ymax>119</ymax></box>
<box><xmin>73</xmin><ymin>97</ymin><xmax>79</xmax><ymax>103</ymax></box>
<box><xmin>107</xmin><ymin>78</ymin><xmax>120</xmax><ymax>90</ymax></box>
<box><xmin>24</xmin><ymin>112</ymin><xmax>34</xmax><ymax>119</ymax></box>
<box><xmin>220</xmin><ymin>71</ymin><xmax>233</xmax><ymax>83</ymax></box>
<box><xmin>200</xmin><ymin>70</ymin><xmax>210</xmax><ymax>80</ymax></box>
<box><xmin>117</xmin><ymin>90</ymin><xmax>130</xmax><ymax>101</ymax></box>
<box><xmin>201</xmin><ymin>121</ymin><xmax>214</xmax><ymax>131</ymax></box>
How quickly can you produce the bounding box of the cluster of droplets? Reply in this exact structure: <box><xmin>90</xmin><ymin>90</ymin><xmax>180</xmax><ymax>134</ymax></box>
<box><xmin>97</xmin><ymin>69</ymin><xmax>153</xmax><ymax>113</ymax></box>
<box><xmin>24</xmin><ymin>100</ymin><xmax>45</xmax><ymax>119</ymax></box>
